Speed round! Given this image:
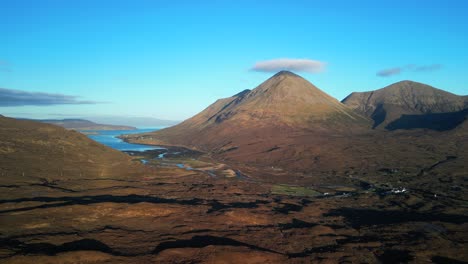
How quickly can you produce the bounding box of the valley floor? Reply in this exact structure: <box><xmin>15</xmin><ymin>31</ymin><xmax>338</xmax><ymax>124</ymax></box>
<box><xmin>1</xmin><ymin>149</ymin><xmax>467</xmax><ymax>263</ymax></box>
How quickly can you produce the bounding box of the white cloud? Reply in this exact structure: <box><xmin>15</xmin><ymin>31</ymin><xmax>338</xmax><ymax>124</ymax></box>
<box><xmin>251</xmin><ymin>58</ymin><xmax>326</xmax><ymax>73</ymax></box>
<box><xmin>377</xmin><ymin>64</ymin><xmax>442</xmax><ymax>77</ymax></box>
<box><xmin>377</xmin><ymin>67</ymin><xmax>402</xmax><ymax>77</ymax></box>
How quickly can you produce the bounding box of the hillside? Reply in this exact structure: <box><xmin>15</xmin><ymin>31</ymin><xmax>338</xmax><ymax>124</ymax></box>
<box><xmin>342</xmin><ymin>81</ymin><xmax>467</xmax><ymax>130</ymax></box>
<box><xmin>0</xmin><ymin>116</ymin><xmax>144</xmax><ymax>184</ymax></box>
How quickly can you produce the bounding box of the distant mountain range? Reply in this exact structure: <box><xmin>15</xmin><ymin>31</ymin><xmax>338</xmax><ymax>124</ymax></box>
<box><xmin>33</xmin><ymin>119</ymin><xmax>137</xmax><ymax>130</ymax></box>
<box><xmin>11</xmin><ymin>116</ymin><xmax>180</xmax><ymax>130</ymax></box>
<box><xmin>124</xmin><ymin>71</ymin><xmax>467</xmax><ymax>175</ymax></box>
<box><xmin>84</xmin><ymin>116</ymin><xmax>180</xmax><ymax>128</ymax></box>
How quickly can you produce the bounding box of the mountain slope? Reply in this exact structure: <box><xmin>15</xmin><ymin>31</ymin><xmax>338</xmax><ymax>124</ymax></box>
<box><xmin>125</xmin><ymin>71</ymin><xmax>370</xmax><ymax>151</ymax></box>
<box><xmin>0</xmin><ymin>116</ymin><xmax>144</xmax><ymax>185</ymax></box>
<box><xmin>453</xmin><ymin>109</ymin><xmax>468</xmax><ymax>135</ymax></box>
<box><xmin>208</xmin><ymin>71</ymin><xmax>367</xmax><ymax>127</ymax></box>
<box><xmin>122</xmin><ymin>72</ymin><xmax>379</xmax><ymax>173</ymax></box>
<box><xmin>342</xmin><ymin>81</ymin><xmax>467</xmax><ymax>130</ymax></box>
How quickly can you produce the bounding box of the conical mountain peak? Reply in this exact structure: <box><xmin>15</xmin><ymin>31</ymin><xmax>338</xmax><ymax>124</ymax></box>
<box><xmin>246</xmin><ymin>71</ymin><xmax>351</xmax><ymax>117</ymax></box>
<box><xmin>253</xmin><ymin>71</ymin><xmax>323</xmax><ymax>97</ymax></box>
<box><xmin>264</xmin><ymin>70</ymin><xmax>308</xmax><ymax>85</ymax></box>
<box><xmin>123</xmin><ymin>71</ymin><xmax>371</xmax><ymax>164</ymax></box>
<box><xmin>271</xmin><ymin>70</ymin><xmax>301</xmax><ymax>78</ymax></box>
<box><xmin>141</xmin><ymin>72</ymin><xmax>370</xmax><ymax>149</ymax></box>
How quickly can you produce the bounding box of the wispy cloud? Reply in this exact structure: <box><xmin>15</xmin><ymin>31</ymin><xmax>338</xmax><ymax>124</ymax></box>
<box><xmin>0</xmin><ymin>87</ymin><xmax>101</xmax><ymax>107</ymax></box>
<box><xmin>376</xmin><ymin>67</ymin><xmax>402</xmax><ymax>77</ymax></box>
<box><xmin>408</xmin><ymin>64</ymin><xmax>442</xmax><ymax>72</ymax></box>
<box><xmin>0</xmin><ymin>60</ymin><xmax>12</xmax><ymax>72</ymax></box>
<box><xmin>251</xmin><ymin>58</ymin><xmax>326</xmax><ymax>73</ymax></box>
<box><xmin>377</xmin><ymin>64</ymin><xmax>443</xmax><ymax>77</ymax></box>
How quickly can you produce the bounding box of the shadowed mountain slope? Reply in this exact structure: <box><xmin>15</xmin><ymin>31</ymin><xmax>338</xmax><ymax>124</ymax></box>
<box><xmin>342</xmin><ymin>81</ymin><xmax>468</xmax><ymax>130</ymax></box>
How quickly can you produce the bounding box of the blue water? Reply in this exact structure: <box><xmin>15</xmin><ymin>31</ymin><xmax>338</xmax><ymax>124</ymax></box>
<box><xmin>86</xmin><ymin>129</ymin><xmax>164</xmax><ymax>151</ymax></box>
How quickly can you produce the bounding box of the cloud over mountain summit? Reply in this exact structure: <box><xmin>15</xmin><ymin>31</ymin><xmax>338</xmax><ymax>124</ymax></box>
<box><xmin>251</xmin><ymin>58</ymin><xmax>326</xmax><ymax>73</ymax></box>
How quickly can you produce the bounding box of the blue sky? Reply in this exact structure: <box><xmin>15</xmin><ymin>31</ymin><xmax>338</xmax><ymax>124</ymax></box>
<box><xmin>1</xmin><ymin>0</ymin><xmax>467</xmax><ymax>123</ymax></box>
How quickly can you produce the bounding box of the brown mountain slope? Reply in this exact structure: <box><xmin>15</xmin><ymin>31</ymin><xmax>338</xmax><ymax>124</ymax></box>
<box><xmin>125</xmin><ymin>71</ymin><xmax>370</xmax><ymax>151</ymax></box>
<box><xmin>342</xmin><ymin>80</ymin><xmax>467</xmax><ymax>130</ymax></box>
<box><xmin>215</xmin><ymin>71</ymin><xmax>366</xmax><ymax>126</ymax></box>
<box><xmin>201</xmin><ymin>71</ymin><xmax>368</xmax><ymax>129</ymax></box>
<box><xmin>122</xmin><ymin>72</ymin><xmax>389</xmax><ymax>174</ymax></box>
<box><xmin>0</xmin><ymin>116</ymin><xmax>144</xmax><ymax>185</ymax></box>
